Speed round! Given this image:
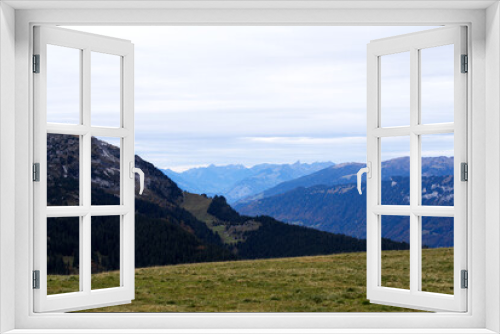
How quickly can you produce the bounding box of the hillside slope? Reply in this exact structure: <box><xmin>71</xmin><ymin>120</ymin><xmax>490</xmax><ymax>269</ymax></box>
<box><xmin>47</xmin><ymin>135</ymin><xmax>404</xmax><ymax>274</ymax></box>
<box><xmin>236</xmin><ymin>176</ymin><xmax>454</xmax><ymax>248</ymax></box>
<box><xmin>201</xmin><ymin>195</ymin><xmax>409</xmax><ymax>258</ymax></box>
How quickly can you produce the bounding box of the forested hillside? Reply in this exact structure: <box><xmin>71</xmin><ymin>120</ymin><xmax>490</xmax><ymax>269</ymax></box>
<box><xmin>205</xmin><ymin>195</ymin><xmax>409</xmax><ymax>259</ymax></box>
<box><xmin>46</xmin><ymin>135</ymin><xmax>407</xmax><ymax>275</ymax></box>
<box><xmin>236</xmin><ymin>176</ymin><xmax>454</xmax><ymax>247</ymax></box>
<box><xmin>47</xmin><ymin>135</ymin><xmax>234</xmax><ymax>275</ymax></box>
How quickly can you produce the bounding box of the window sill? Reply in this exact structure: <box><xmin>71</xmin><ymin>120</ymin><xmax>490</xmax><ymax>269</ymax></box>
<box><xmin>4</xmin><ymin>329</ymin><xmax>497</xmax><ymax>334</ymax></box>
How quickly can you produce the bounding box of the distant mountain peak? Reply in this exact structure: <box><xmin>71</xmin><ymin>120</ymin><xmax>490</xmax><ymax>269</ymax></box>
<box><xmin>161</xmin><ymin>160</ymin><xmax>336</xmax><ymax>203</ymax></box>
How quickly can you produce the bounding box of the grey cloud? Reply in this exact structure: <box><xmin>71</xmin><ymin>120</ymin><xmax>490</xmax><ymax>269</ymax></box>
<box><xmin>63</xmin><ymin>25</ymin><xmax>453</xmax><ymax>170</ymax></box>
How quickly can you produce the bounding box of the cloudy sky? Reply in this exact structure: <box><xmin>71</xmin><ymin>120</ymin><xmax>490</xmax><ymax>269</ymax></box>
<box><xmin>59</xmin><ymin>26</ymin><xmax>454</xmax><ymax>171</ymax></box>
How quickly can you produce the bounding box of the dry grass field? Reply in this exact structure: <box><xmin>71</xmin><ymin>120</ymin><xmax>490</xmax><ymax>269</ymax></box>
<box><xmin>47</xmin><ymin>248</ymin><xmax>453</xmax><ymax>312</ymax></box>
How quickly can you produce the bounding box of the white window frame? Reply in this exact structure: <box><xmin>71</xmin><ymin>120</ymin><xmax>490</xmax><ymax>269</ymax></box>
<box><xmin>1</xmin><ymin>1</ymin><xmax>499</xmax><ymax>333</ymax></box>
<box><xmin>33</xmin><ymin>26</ymin><xmax>136</xmax><ymax>313</ymax></box>
<box><xmin>365</xmin><ymin>26</ymin><xmax>468</xmax><ymax>312</ymax></box>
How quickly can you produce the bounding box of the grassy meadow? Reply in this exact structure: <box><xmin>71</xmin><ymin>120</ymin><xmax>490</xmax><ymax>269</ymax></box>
<box><xmin>47</xmin><ymin>248</ymin><xmax>453</xmax><ymax>312</ymax></box>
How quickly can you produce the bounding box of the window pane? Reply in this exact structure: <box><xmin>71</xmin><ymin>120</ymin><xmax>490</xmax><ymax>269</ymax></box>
<box><xmin>47</xmin><ymin>217</ymin><xmax>80</xmax><ymax>295</ymax></box>
<box><xmin>381</xmin><ymin>136</ymin><xmax>410</xmax><ymax>205</ymax></box>
<box><xmin>381</xmin><ymin>215</ymin><xmax>410</xmax><ymax>290</ymax></box>
<box><xmin>91</xmin><ymin>137</ymin><xmax>121</xmax><ymax>205</ymax></box>
<box><xmin>421</xmin><ymin>133</ymin><xmax>454</xmax><ymax>206</ymax></box>
<box><xmin>421</xmin><ymin>216</ymin><xmax>454</xmax><ymax>294</ymax></box>
<box><xmin>47</xmin><ymin>44</ymin><xmax>80</xmax><ymax>124</ymax></box>
<box><xmin>380</xmin><ymin>52</ymin><xmax>410</xmax><ymax>128</ymax></box>
<box><xmin>91</xmin><ymin>216</ymin><xmax>120</xmax><ymax>290</ymax></box>
<box><xmin>421</xmin><ymin>45</ymin><xmax>454</xmax><ymax>124</ymax></box>
<box><xmin>91</xmin><ymin>52</ymin><xmax>121</xmax><ymax>128</ymax></box>
<box><xmin>47</xmin><ymin>134</ymin><xmax>80</xmax><ymax>206</ymax></box>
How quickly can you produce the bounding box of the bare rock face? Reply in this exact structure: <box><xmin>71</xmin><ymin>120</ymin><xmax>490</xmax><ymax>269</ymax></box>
<box><xmin>47</xmin><ymin>134</ymin><xmax>80</xmax><ymax>206</ymax></box>
<box><xmin>47</xmin><ymin>134</ymin><xmax>183</xmax><ymax>207</ymax></box>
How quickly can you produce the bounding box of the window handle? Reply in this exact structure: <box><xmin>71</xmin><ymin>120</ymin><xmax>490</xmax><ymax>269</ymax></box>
<box><xmin>129</xmin><ymin>161</ymin><xmax>145</xmax><ymax>195</ymax></box>
<box><xmin>357</xmin><ymin>162</ymin><xmax>371</xmax><ymax>195</ymax></box>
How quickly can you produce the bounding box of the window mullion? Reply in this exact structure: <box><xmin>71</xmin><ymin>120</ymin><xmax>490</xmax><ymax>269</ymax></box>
<box><xmin>82</xmin><ymin>214</ymin><xmax>91</xmax><ymax>293</ymax></box>
<box><xmin>82</xmin><ymin>48</ymin><xmax>91</xmax><ymax>127</ymax></box>
<box><xmin>409</xmin><ymin>47</ymin><xmax>420</xmax><ymax>294</ymax></box>
<box><xmin>413</xmin><ymin>123</ymin><xmax>454</xmax><ymax>135</ymax></box>
<box><xmin>82</xmin><ymin>137</ymin><xmax>91</xmax><ymax>296</ymax></box>
<box><xmin>82</xmin><ymin>48</ymin><xmax>91</xmax><ymax>210</ymax></box>
<box><xmin>82</xmin><ymin>48</ymin><xmax>92</xmax><ymax>295</ymax></box>
<box><xmin>373</xmin><ymin>205</ymin><xmax>454</xmax><ymax>217</ymax></box>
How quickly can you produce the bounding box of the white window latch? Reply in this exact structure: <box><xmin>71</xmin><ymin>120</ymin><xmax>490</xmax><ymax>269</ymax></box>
<box><xmin>357</xmin><ymin>162</ymin><xmax>371</xmax><ymax>195</ymax></box>
<box><xmin>129</xmin><ymin>161</ymin><xmax>145</xmax><ymax>195</ymax></box>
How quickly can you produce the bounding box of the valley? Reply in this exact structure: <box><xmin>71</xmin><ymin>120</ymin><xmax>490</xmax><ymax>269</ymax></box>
<box><xmin>166</xmin><ymin>156</ymin><xmax>454</xmax><ymax>248</ymax></box>
<box><xmin>47</xmin><ymin>135</ymin><xmax>409</xmax><ymax>281</ymax></box>
<box><xmin>45</xmin><ymin>135</ymin><xmax>455</xmax><ymax>313</ymax></box>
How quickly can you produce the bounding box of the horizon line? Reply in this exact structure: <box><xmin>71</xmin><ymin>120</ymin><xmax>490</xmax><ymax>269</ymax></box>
<box><xmin>162</xmin><ymin>155</ymin><xmax>454</xmax><ymax>173</ymax></box>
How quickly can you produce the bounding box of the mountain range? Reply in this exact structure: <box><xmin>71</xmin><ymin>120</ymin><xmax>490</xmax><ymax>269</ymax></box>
<box><xmin>235</xmin><ymin>176</ymin><xmax>454</xmax><ymax>247</ymax></box>
<box><xmin>46</xmin><ymin>135</ymin><xmax>408</xmax><ymax>275</ymax></box>
<box><xmin>164</xmin><ymin>156</ymin><xmax>454</xmax><ymax>248</ymax></box>
<box><xmin>235</xmin><ymin>156</ymin><xmax>453</xmax><ymax>204</ymax></box>
<box><xmin>161</xmin><ymin>161</ymin><xmax>334</xmax><ymax>203</ymax></box>
<box><xmin>233</xmin><ymin>157</ymin><xmax>454</xmax><ymax>247</ymax></box>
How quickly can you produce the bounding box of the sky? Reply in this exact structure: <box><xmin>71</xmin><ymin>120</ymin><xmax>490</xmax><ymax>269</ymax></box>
<box><xmin>54</xmin><ymin>26</ymin><xmax>454</xmax><ymax>171</ymax></box>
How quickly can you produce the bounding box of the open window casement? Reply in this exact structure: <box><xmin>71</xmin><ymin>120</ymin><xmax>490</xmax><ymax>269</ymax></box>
<box><xmin>33</xmin><ymin>26</ymin><xmax>142</xmax><ymax>312</ymax></box>
<box><xmin>358</xmin><ymin>26</ymin><xmax>467</xmax><ymax>312</ymax></box>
